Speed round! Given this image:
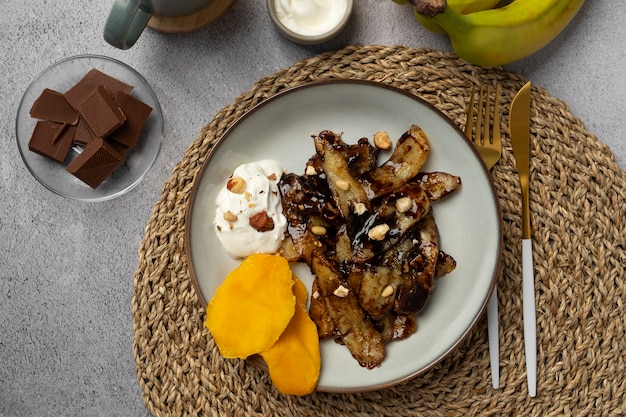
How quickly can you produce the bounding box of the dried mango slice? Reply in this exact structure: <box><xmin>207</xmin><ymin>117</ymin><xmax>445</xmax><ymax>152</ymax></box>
<box><xmin>205</xmin><ymin>253</ymin><xmax>295</xmax><ymax>359</ymax></box>
<box><xmin>261</xmin><ymin>275</ymin><xmax>321</xmax><ymax>396</ymax></box>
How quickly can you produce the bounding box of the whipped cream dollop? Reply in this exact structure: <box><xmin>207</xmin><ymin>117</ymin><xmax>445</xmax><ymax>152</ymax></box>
<box><xmin>274</xmin><ymin>0</ymin><xmax>349</xmax><ymax>36</ymax></box>
<box><xmin>214</xmin><ymin>160</ymin><xmax>287</xmax><ymax>259</ymax></box>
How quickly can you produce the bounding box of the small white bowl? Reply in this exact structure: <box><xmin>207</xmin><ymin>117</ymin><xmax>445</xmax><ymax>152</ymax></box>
<box><xmin>267</xmin><ymin>0</ymin><xmax>353</xmax><ymax>45</ymax></box>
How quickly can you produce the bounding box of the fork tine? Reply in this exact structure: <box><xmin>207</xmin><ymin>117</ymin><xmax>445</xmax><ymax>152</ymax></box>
<box><xmin>465</xmin><ymin>83</ymin><xmax>503</xmax><ymax>171</ymax></box>
<box><xmin>464</xmin><ymin>86</ymin><xmax>477</xmax><ymax>140</ymax></box>
<box><xmin>492</xmin><ymin>83</ymin><xmax>501</xmax><ymax>147</ymax></box>
<box><xmin>475</xmin><ymin>86</ymin><xmax>485</xmax><ymax>144</ymax></box>
<box><xmin>483</xmin><ymin>85</ymin><xmax>491</xmax><ymax>145</ymax></box>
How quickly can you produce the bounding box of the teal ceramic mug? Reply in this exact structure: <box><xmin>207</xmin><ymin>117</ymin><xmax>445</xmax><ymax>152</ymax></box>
<box><xmin>104</xmin><ymin>0</ymin><xmax>214</xmax><ymax>49</ymax></box>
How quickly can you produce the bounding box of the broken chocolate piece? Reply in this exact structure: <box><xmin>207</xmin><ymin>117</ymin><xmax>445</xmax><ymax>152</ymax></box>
<box><xmin>77</xmin><ymin>86</ymin><xmax>126</xmax><ymax>139</ymax></box>
<box><xmin>30</xmin><ymin>88</ymin><xmax>79</xmax><ymax>125</ymax></box>
<box><xmin>72</xmin><ymin>118</ymin><xmax>96</xmax><ymax>146</ymax></box>
<box><xmin>107</xmin><ymin>138</ymin><xmax>130</xmax><ymax>158</ymax></box>
<box><xmin>28</xmin><ymin>121</ymin><xmax>75</xmax><ymax>163</ymax></box>
<box><xmin>110</xmin><ymin>91</ymin><xmax>152</xmax><ymax>147</ymax></box>
<box><xmin>66</xmin><ymin>137</ymin><xmax>124</xmax><ymax>188</ymax></box>
<box><xmin>64</xmin><ymin>68</ymin><xmax>133</xmax><ymax>110</ymax></box>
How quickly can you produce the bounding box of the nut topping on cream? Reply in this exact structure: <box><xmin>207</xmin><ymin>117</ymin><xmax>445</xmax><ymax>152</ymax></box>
<box><xmin>214</xmin><ymin>160</ymin><xmax>287</xmax><ymax>259</ymax></box>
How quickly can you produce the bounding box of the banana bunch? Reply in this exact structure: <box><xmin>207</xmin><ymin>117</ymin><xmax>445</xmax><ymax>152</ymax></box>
<box><xmin>395</xmin><ymin>0</ymin><xmax>586</xmax><ymax>67</ymax></box>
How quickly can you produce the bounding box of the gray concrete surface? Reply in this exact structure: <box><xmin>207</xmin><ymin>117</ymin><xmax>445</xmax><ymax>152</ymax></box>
<box><xmin>1</xmin><ymin>1</ymin><xmax>624</xmax><ymax>416</ymax></box>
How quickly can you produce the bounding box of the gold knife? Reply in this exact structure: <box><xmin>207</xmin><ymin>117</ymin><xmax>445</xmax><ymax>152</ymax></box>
<box><xmin>509</xmin><ymin>81</ymin><xmax>537</xmax><ymax>397</ymax></box>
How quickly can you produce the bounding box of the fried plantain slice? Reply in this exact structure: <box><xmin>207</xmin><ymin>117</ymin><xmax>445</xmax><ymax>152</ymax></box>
<box><xmin>374</xmin><ymin>313</ymin><xmax>417</xmax><ymax>343</ymax></box>
<box><xmin>436</xmin><ymin>251</ymin><xmax>457</xmax><ymax>278</ymax></box>
<box><xmin>351</xmin><ymin>182</ymin><xmax>430</xmax><ymax>262</ymax></box>
<box><xmin>314</xmin><ymin>133</ymin><xmax>372</xmax><ymax>220</ymax></box>
<box><xmin>394</xmin><ymin>211</ymin><xmax>440</xmax><ymax>314</ymax></box>
<box><xmin>310</xmin><ymin>251</ymin><xmax>385</xmax><ymax>369</ymax></box>
<box><xmin>411</xmin><ymin>172</ymin><xmax>462</xmax><ymax>201</ymax></box>
<box><xmin>309</xmin><ymin>278</ymin><xmax>338</xmax><ymax>340</ymax></box>
<box><xmin>307</xmin><ymin>131</ymin><xmax>380</xmax><ymax>177</ymax></box>
<box><xmin>359</xmin><ymin>125</ymin><xmax>430</xmax><ymax>199</ymax></box>
<box><xmin>358</xmin><ymin>229</ymin><xmax>421</xmax><ymax>318</ymax></box>
<box><xmin>279</xmin><ymin>172</ymin><xmax>339</xmax><ymax>223</ymax></box>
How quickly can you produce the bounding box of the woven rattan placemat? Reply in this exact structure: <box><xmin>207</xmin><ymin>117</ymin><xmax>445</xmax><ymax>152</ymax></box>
<box><xmin>132</xmin><ymin>46</ymin><xmax>626</xmax><ymax>416</ymax></box>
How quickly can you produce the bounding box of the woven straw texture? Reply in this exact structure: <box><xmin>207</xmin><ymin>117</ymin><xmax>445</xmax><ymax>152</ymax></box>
<box><xmin>132</xmin><ymin>46</ymin><xmax>626</xmax><ymax>416</ymax></box>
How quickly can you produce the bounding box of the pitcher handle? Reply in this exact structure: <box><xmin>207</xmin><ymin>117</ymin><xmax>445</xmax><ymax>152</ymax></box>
<box><xmin>103</xmin><ymin>0</ymin><xmax>153</xmax><ymax>50</ymax></box>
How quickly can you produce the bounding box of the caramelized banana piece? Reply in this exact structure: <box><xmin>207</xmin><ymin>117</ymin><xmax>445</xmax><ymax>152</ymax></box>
<box><xmin>278</xmin><ymin>173</ymin><xmax>334</xmax><ymax>262</ymax></box>
<box><xmin>279</xmin><ymin>172</ymin><xmax>339</xmax><ymax>222</ymax></box>
<box><xmin>394</xmin><ymin>212</ymin><xmax>439</xmax><ymax>314</ymax></box>
<box><xmin>307</xmin><ymin>131</ymin><xmax>379</xmax><ymax>177</ymax></box>
<box><xmin>351</xmin><ymin>183</ymin><xmax>430</xmax><ymax>262</ymax></box>
<box><xmin>310</xmin><ymin>251</ymin><xmax>385</xmax><ymax>369</ymax></box>
<box><xmin>358</xmin><ymin>231</ymin><xmax>420</xmax><ymax>318</ymax></box>
<box><xmin>314</xmin><ymin>133</ymin><xmax>372</xmax><ymax>220</ymax></box>
<box><xmin>309</xmin><ymin>278</ymin><xmax>338</xmax><ymax>339</ymax></box>
<box><xmin>277</xmin><ymin>235</ymin><xmax>302</xmax><ymax>262</ymax></box>
<box><xmin>411</xmin><ymin>172</ymin><xmax>462</xmax><ymax>202</ymax></box>
<box><xmin>359</xmin><ymin>267</ymin><xmax>396</xmax><ymax>319</ymax></box>
<box><xmin>375</xmin><ymin>313</ymin><xmax>417</xmax><ymax>343</ymax></box>
<box><xmin>436</xmin><ymin>251</ymin><xmax>457</xmax><ymax>278</ymax></box>
<box><xmin>360</xmin><ymin>125</ymin><xmax>430</xmax><ymax>199</ymax></box>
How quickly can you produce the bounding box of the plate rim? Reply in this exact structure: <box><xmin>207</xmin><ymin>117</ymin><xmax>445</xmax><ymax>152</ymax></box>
<box><xmin>184</xmin><ymin>78</ymin><xmax>503</xmax><ymax>393</ymax></box>
<box><xmin>15</xmin><ymin>53</ymin><xmax>164</xmax><ymax>202</ymax></box>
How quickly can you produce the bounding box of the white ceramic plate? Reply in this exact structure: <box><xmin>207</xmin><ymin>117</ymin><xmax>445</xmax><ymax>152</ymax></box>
<box><xmin>16</xmin><ymin>55</ymin><xmax>163</xmax><ymax>202</ymax></box>
<box><xmin>186</xmin><ymin>80</ymin><xmax>501</xmax><ymax>392</ymax></box>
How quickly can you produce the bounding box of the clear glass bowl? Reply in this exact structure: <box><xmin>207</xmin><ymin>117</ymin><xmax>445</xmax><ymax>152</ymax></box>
<box><xmin>16</xmin><ymin>54</ymin><xmax>164</xmax><ymax>202</ymax></box>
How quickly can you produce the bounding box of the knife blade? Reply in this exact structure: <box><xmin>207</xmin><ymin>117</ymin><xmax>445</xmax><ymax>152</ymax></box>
<box><xmin>509</xmin><ymin>81</ymin><xmax>537</xmax><ymax>397</ymax></box>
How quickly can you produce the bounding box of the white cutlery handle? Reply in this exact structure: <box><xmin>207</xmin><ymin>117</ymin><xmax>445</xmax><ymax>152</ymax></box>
<box><xmin>487</xmin><ymin>285</ymin><xmax>499</xmax><ymax>389</ymax></box>
<box><xmin>522</xmin><ymin>238</ymin><xmax>537</xmax><ymax>397</ymax></box>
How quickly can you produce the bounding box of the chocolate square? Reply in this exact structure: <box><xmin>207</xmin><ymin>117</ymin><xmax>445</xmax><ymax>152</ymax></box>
<box><xmin>64</xmin><ymin>68</ymin><xmax>133</xmax><ymax>110</ymax></box>
<box><xmin>110</xmin><ymin>91</ymin><xmax>152</xmax><ymax>147</ymax></box>
<box><xmin>72</xmin><ymin>117</ymin><xmax>96</xmax><ymax>146</ymax></box>
<box><xmin>30</xmin><ymin>88</ymin><xmax>79</xmax><ymax>125</ymax></box>
<box><xmin>106</xmin><ymin>138</ymin><xmax>130</xmax><ymax>158</ymax></box>
<box><xmin>66</xmin><ymin>137</ymin><xmax>125</xmax><ymax>188</ymax></box>
<box><xmin>77</xmin><ymin>86</ymin><xmax>126</xmax><ymax>139</ymax></box>
<box><xmin>28</xmin><ymin>121</ymin><xmax>75</xmax><ymax>163</ymax></box>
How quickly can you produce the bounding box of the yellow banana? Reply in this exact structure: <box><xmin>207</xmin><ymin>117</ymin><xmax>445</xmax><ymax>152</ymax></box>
<box><xmin>416</xmin><ymin>0</ymin><xmax>586</xmax><ymax>66</ymax></box>
<box><xmin>412</xmin><ymin>0</ymin><xmax>501</xmax><ymax>34</ymax></box>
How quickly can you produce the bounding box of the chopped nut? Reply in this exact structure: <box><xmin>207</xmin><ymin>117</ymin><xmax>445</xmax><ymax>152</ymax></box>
<box><xmin>368</xmin><ymin>223</ymin><xmax>390</xmax><ymax>241</ymax></box>
<box><xmin>305</xmin><ymin>165</ymin><xmax>317</xmax><ymax>176</ymax></box>
<box><xmin>312</xmin><ymin>290</ymin><xmax>320</xmax><ymax>300</ymax></box>
<box><xmin>223</xmin><ymin>211</ymin><xmax>238</xmax><ymax>222</ymax></box>
<box><xmin>267</xmin><ymin>172</ymin><xmax>277</xmax><ymax>181</ymax></box>
<box><xmin>395</xmin><ymin>196</ymin><xmax>413</xmax><ymax>213</ymax></box>
<box><xmin>249</xmin><ymin>211</ymin><xmax>275</xmax><ymax>232</ymax></box>
<box><xmin>333</xmin><ymin>285</ymin><xmax>349</xmax><ymax>298</ymax></box>
<box><xmin>311</xmin><ymin>225</ymin><xmax>327</xmax><ymax>236</ymax></box>
<box><xmin>226</xmin><ymin>177</ymin><xmax>246</xmax><ymax>194</ymax></box>
<box><xmin>335</xmin><ymin>179</ymin><xmax>350</xmax><ymax>191</ymax></box>
<box><xmin>353</xmin><ymin>202</ymin><xmax>367</xmax><ymax>215</ymax></box>
<box><xmin>373</xmin><ymin>131</ymin><xmax>392</xmax><ymax>150</ymax></box>
<box><xmin>381</xmin><ymin>285</ymin><xmax>394</xmax><ymax>298</ymax></box>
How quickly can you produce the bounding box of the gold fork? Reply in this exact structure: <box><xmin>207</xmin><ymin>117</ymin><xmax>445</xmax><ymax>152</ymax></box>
<box><xmin>465</xmin><ymin>85</ymin><xmax>502</xmax><ymax>170</ymax></box>
<box><xmin>464</xmin><ymin>84</ymin><xmax>502</xmax><ymax>389</ymax></box>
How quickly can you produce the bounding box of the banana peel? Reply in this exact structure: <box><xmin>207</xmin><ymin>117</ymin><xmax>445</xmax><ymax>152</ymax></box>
<box><xmin>406</xmin><ymin>0</ymin><xmax>586</xmax><ymax>67</ymax></box>
<box><xmin>412</xmin><ymin>0</ymin><xmax>501</xmax><ymax>34</ymax></box>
